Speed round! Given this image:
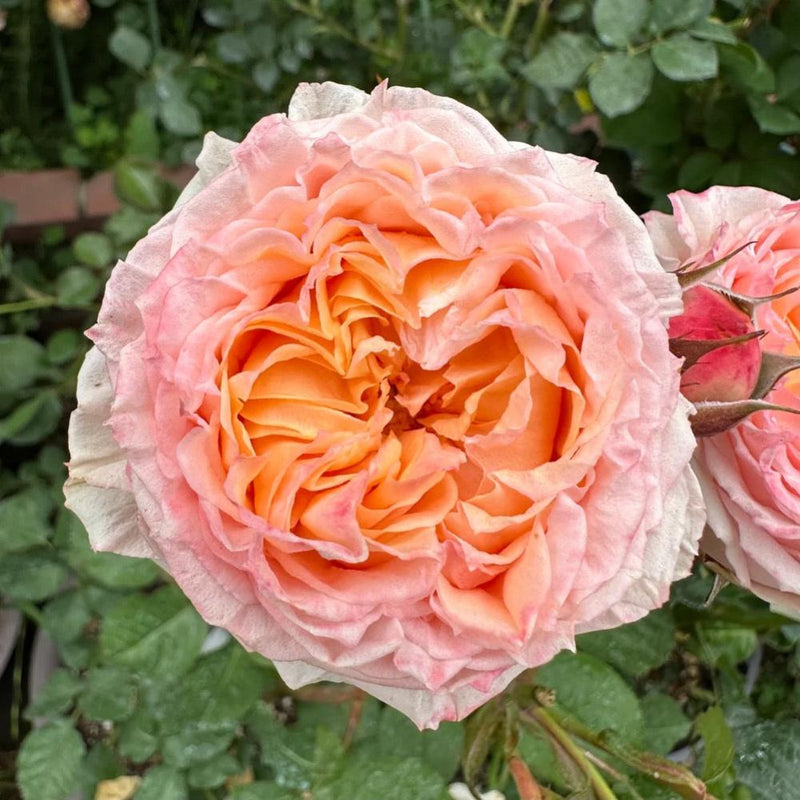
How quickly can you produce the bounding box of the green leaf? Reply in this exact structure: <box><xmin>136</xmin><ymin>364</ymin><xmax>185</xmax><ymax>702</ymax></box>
<box><xmin>187</xmin><ymin>751</ymin><xmax>240</xmax><ymax>788</ymax></box>
<box><xmin>735</xmin><ymin>720</ymin><xmax>800</xmax><ymax>800</ymax></box>
<box><xmin>357</xmin><ymin>706</ymin><xmax>463</xmax><ymax>781</ymax></box>
<box><xmin>652</xmin><ymin>34</ymin><xmax>718</xmax><ymax>81</ymax></box>
<box><xmin>777</xmin><ymin>54</ymin><xmax>800</xmax><ymax>108</ymax></box>
<box><xmin>0</xmin><ymin>389</ymin><xmax>62</xmax><ymax>447</ymax></box>
<box><xmin>0</xmin><ymin>390</ymin><xmax>62</xmax><ymax>446</ymax></box>
<box><xmin>77</xmin><ymin>745</ymin><xmax>121</xmax><ymax>793</ymax></box>
<box><xmin>521</xmin><ymin>32</ymin><xmax>598</xmax><ymax>91</ymax></box>
<box><xmin>152</xmin><ymin>644</ymin><xmax>271</xmax><ymax>733</ymax></box>
<box><xmin>578</xmin><ymin>608</ymin><xmax>675</xmax><ymax>678</ymax></box>
<box><xmin>314</xmin><ymin>754</ymin><xmax>447</xmax><ymax>800</ymax></box>
<box><xmin>40</xmin><ymin>590</ymin><xmax>92</xmax><ymax>644</ymax></box>
<box><xmin>230</xmin><ymin>783</ymin><xmax>296</xmax><ymax>800</ymax></box>
<box><xmin>216</xmin><ymin>31</ymin><xmax>252</xmax><ymax>63</ymax></box>
<box><xmin>105</xmin><ymin>205</ymin><xmax>160</xmax><ymax>244</ymax></box>
<box><xmin>678</xmin><ymin>150</ymin><xmax>723</xmax><ymax>190</ymax></box>
<box><xmin>252</xmin><ymin>60</ymin><xmax>280</xmax><ymax>93</ymax></box>
<box><xmin>748</xmin><ymin>95</ymin><xmax>800</xmax><ymax>135</ymax></box>
<box><xmin>246</xmin><ymin>23</ymin><xmax>277</xmax><ymax>56</ymax></box>
<box><xmin>77</xmin><ymin>744</ymin><xmax>125</xmax><ymax>799</ymax></box>
<box><xmin>696</xmin><ymin>707</ymin><xmax>735</xmax><ymax>797</ymax></box>
<box><xmin>202</xmin><ymin>5</ymin><xmax>234</xmax><ymax>28</ymax></box>
<box><xmin>114</xmin><ymin>161</ymin><xmax>163</xmax><ymax>211</ymax></box>
<box><xmin>17</xmin><ymin>720</ymin><xmax>86</xmax><ymax>800</ymax></box>
<box><xmin>108</xmin><ymin>25</ymin><xmax>152</xmax><ymax>71</ymax></box>
<box><xmin>78</xmin><ymin>666</ymin><xmax>138</xmax><ymax>722</ymax></box>
<box><xmin>640</xmin><ymin>694</ymin><xmax>691</xmax><ymax>755</ymax></box>
<box><xmin>134</xmin><ymin>765</ymin><xmax>188</xmax><ymax>800</ymax></box>
<box><xmin>100</xmin><ymin>584</ymin><xmax>207</xmax><ymax>679</ymax></box>
<box><xmin>696</xmin><ymin>622</ymin><xmax>758</xmax><ymax>667</ymax></box>
<box><xmin>602</xmin><ymin>76</ymin><xmax>682</xmax><ymax>146</ymax></box>
<box><xmin>535</xmin><ymin>652</ymin><xmax>644</xmax><ymax>743</ymax></box>
<box><xmin>0</xmin><ymin>487</ymin><xmax>52</xmax><ymax>555</ymax></box>
<box><xmin>246</xmin><ymin>700</ymin><xmax>348</xmax><ymax>789</ymax></box>
<box><xmin>718</xmin><ymin>42</ymin><xmax>775</xmax><ymax>93</ymax></box>
<box><xmin>592</xmin><ymin>0</ymin><xmax>649</xmax><ymax>47</ymax></box>
<box><xmin>162</xmin><ymin>720</ymin><xmax>237</xmax><ymax>768</ymax></box>
<box><xmin>589</xmin><ymin>52</ymin><xmax>654</xmax><ymax>117</ymax></box>
<box><xmin>159</xmin><ymin>98</ymin><xmax>202</xmax><ymax>136</ymax></box>
<box><xmin>0</xmin><ymin>336</ymin><xmax>45</xmax><ymax>393</ymax></box>
<box><xmin>46</xmin><ymin>329</ymin><xmax>83</xmax><ymax>366</ymax></box>
<box><xmin>56</xmin><ymin>266</ymin><xmax>100</xmax><ymax>305</ymax></box>
<box><xmin>124</xmin><ymin>110</ymin><xmax>160</xmax><ymax>159</ymax></box>
<box><xmin>776</xmin><ymin>0</ymin><xmax>800</xmax><ymax>43</ymax></box>
<box><xmin>650</xmin><ymin>0</ymin><xmax>713</xmax><ymax>32</ymax></box>
<box><xmin>118</xmin><ymin>710</ymin><xmax>160</xmax><ymax>762</ymax></box>
<box><xmin>25</xmin><ymin>669</ymin><xmax>85</xmax><ymax>721</ymax></box>
<box><xmin>72</xmin><ymin>232</ymin><xmax>114</xmax><ymax>268</ymax></box>
<box><xmin>0</xmin><ymin>548</ymin><xmax>68</xmax><ymax>601</ymax></box>
<box><xmin>689</xmin><ymin>18</ymin><xmax>738</xmax><ymax>44</ymax></box>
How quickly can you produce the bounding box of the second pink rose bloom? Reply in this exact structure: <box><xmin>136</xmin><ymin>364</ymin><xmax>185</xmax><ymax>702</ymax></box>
<box><xmin>65</xmin><ymin>82</ymin><xmax>704</xmax><ymax>727</ymax></box>
<box><xmin>647</xmin><ymin>187</ymin><xmax>800</xmax><ymax>617</ymax></box>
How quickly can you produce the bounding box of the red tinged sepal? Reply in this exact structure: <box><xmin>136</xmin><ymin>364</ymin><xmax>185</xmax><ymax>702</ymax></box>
<box><xmin>674</xmin><ymin>242</ymin><xmax>754</xmax><ymax>289</ymax></box>
<box><xmin>751</xmin><ymin>351</ymin><xmax>800</xmax><ymax>399</ymax></box>
<box><xmin>690</xmin><ymin>399</ymin><xmax>800</xmax><ymax>437</ymax></box>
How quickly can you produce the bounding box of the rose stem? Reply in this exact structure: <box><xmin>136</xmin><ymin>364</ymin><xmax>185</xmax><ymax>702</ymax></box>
<box><xmin>525</xmin><ymin>707</ymin><xmax>619</xmax><ymax>800</ymax></box>
<box><xmin>49</xmin><ymin>22</ymin><xmax>74</xmax><ymax>130</ymax></box>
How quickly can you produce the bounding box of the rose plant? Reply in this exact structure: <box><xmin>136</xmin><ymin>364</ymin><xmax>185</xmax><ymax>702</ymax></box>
<box><xmin>65</xmin><ymin>82</ymin><xmax>704</xmax><ymax>728</ymax></box>
<box><xmin>646</xmin><ymin>187</ymin><xmax>800</xmax><ymax>617</ymax></box>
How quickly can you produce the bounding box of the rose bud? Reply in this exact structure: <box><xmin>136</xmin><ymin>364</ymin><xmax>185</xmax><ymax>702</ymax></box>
<box><xmin>47</xmin><ymin>0</ymin><xmax>90</xmax><ymax>30</ymax></box>
<box><xmin>646</xmin><ymin>188</ymin><xmax>800</xmax><ymax>617</ymax></box>
<box><xmin>65</xmin><ymin>82</ymin><xmax>704</xmax><ymax>728</ymax></box>
<box><xmin>669</xmin><ymin>284</ymin><xmax>763</xmax><ymax>404</ymax></box>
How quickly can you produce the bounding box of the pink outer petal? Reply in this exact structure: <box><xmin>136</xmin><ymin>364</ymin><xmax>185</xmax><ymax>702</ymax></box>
<box><xmin>650</xmin><ymin>186</ymin><xmax>800</xmax><ymax>616</ymax></box>
<box><xmin>273</xmin><ymin>658</ymin><xmax>526</xmax><ymax>730</ymax></box>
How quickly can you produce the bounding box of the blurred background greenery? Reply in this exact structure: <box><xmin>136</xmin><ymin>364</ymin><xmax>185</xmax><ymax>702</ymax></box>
<box><xmin>1</xmin><ymin>2</ymin><xmax>800</xmax><ymax>799</ymax></box>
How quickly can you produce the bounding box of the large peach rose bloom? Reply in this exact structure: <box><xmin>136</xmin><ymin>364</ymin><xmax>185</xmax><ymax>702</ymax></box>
<box><xmin>66</xmin><ymin>83</ymin><xmax>703</xmax><ymax>727</ymax></box>
<box><xmin>646</xmin><ymin>187</ymin><xmax>800</xmax><ymax>617</ymax></box>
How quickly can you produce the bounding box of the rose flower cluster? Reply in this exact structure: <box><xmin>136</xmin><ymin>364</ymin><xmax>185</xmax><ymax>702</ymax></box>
<box><xmin>65</xmin><ymin>83</ymin><xmax>800</xmax><ymax>728</ymax></box>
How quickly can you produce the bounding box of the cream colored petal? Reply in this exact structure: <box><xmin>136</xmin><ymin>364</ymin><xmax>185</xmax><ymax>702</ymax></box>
<box><xmin>174</xmin><ymin>131</ymin><xmax>238</xmax><ymax>208</ymax></box>
<box><xmin>64</xmin><ymin>347</ymin><xmax>156</xmax><ymax>560</ymax></box>
<box><xmin>288</xmin><ymin>81</ymin><xmax>371</xmax><ymax>122</ymax></box>
<box><xmin>642</xmin><ymin>209</ymin><xmax>690</xmax><ymax>269</ymax></box>
<box><xmin>272</xmin><ymin>658</ymin><xmax>525</xmax><ymax>730</ymax></box>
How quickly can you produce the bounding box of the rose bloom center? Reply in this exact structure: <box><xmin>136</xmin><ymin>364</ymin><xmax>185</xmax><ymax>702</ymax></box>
<box><xmin>207</xmin><ymin>216</ymin><xmax>583</xmax><ymax>586</ymax></box>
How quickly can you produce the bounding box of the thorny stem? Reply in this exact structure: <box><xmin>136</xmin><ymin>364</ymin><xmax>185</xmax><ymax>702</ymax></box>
<box><xmin>528</xmin><ymin>708</ymin><xmax>619</xmax><ymax>800</ymax></box>
<box><xmin>528</xmin><ymin>704</ymin><xmax>718</xmax><ymax>800</ymax></box>
<box><xmin>584</xmin><ymin>750</ymin><xmax>646</xmax><ymax>800</ymax></box>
